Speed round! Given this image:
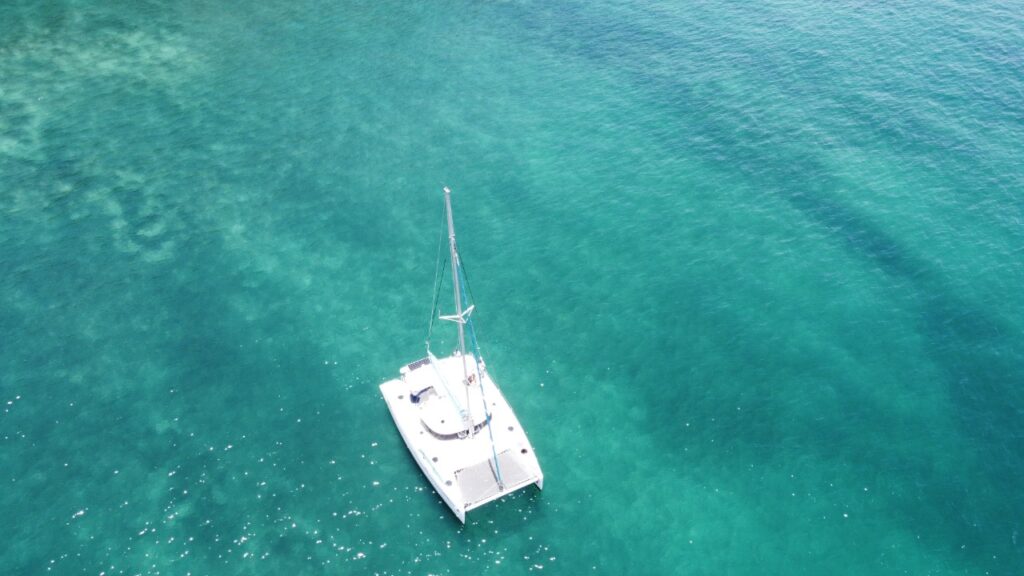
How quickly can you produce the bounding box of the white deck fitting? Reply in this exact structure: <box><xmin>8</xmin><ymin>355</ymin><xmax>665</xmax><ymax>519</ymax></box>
<box><xmin>379</xmin><ymin>353</ymin><xmax>543</xmax><ymax>523</ymax></box>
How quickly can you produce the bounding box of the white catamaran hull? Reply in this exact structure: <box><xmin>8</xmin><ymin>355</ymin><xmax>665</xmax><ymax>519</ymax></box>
<box><xmin>379</xmin><ymin>353</ymin><xmax>543</xmax><ymax>523</ymax></box>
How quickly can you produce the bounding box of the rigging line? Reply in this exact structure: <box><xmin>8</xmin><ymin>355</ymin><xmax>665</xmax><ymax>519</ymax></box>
<box><xmin>469</xmin><ymin>324</ymin><xmax>503</xmax><ymax>488</ymax></box>
<box><xmin>426</xmin><ymin>258</ymin><xmax>447</xmax><ymax>350</ymax></box>
<box><xmin>427</xmin><ymin>351</ymin><xmax>466</xmax><ymax>416</ymax></box>
<box><xmin>460</xmin><ymin>264</ymin><xmax>504</xmax><ymax>488</ymax></box>
<box><xmin>425</xmin><ymin>204</ymin><xmax>448</xmax><ymax>351</ymax></box>
<box><xmin>457</xmin><ymin>257</ymin><xmax>484</xmax><ymax>348</ymax></box>
<box><xmin>469</xmin><ymin>331</ymin><xmax>503</xmax><ymax>487</ymax></box>
<box><xmin>459</xmin><ymin>257</ymin><xmax>477</xmax><ymax>307</ymax></box>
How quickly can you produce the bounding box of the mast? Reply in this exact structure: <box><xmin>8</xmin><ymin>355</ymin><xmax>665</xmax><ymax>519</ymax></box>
<box><xmin>444</xmin><ymin>186</ymin><xmax>474</xmax><ymax>435</ymax></box>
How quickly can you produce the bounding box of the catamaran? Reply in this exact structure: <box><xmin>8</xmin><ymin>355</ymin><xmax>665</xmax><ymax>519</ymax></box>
<box><xmin>379</xmin><ymin>186</ymin><xmax>543</xmax><ymax>523</ymax></box>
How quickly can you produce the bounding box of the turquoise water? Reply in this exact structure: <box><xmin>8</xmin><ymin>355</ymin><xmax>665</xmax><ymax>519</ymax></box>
<box><xmin>2</xmin><ymin>0</ymin><xmax>1023</xmax><ymax>573</ymax></box>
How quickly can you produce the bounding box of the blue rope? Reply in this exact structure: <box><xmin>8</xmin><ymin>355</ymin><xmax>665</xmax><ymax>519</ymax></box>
<box><xmin>459</xmin><ymin>263</ymin><xmax>504</xmax><ymax>488</ymax></box>
<box><xmin>428</xmin><ymin>351</ymin><xmax>465</xmax><ymax>417</ymax></box>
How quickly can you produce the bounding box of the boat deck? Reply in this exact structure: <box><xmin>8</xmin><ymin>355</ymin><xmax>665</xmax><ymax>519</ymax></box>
<box><xmin>379</xmin><ymin>353</ymin><xmax>543</xmax><ymax>522</ymax></box>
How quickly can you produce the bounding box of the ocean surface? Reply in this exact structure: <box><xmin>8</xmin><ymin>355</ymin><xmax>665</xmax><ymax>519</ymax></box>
<box><xmin>2</xmin><ymin>1</ymin><xmax>1023</xmax><ymax>574</ymax></box>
